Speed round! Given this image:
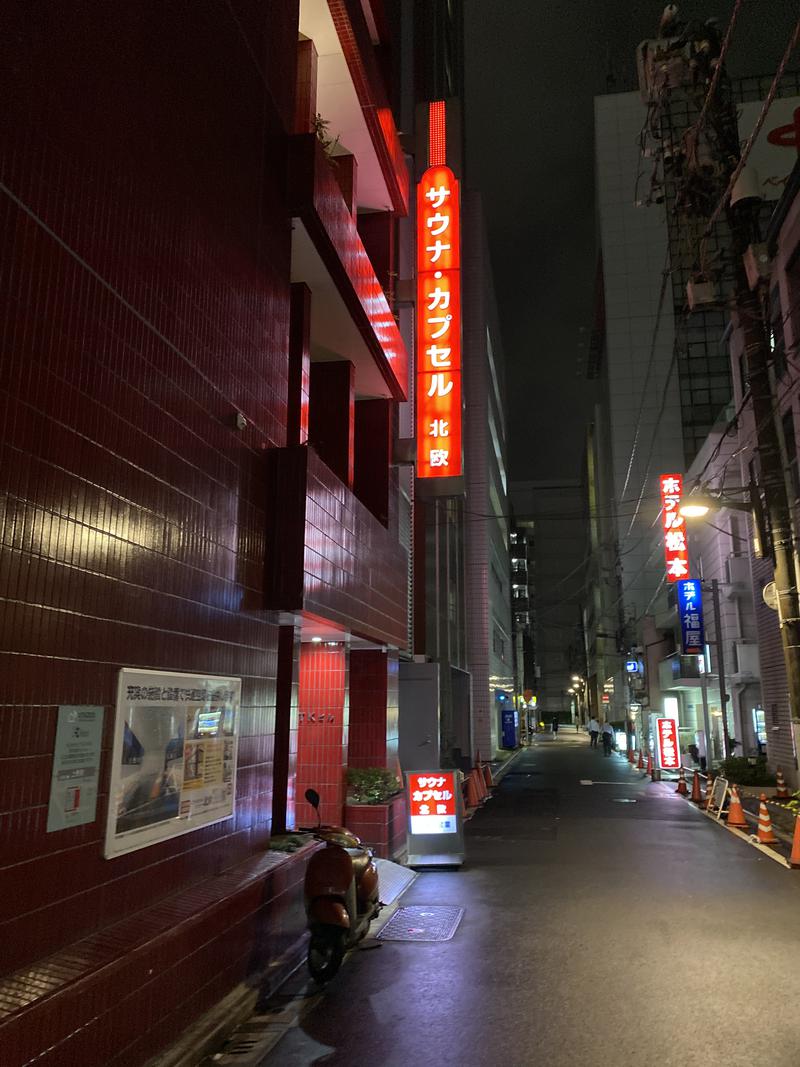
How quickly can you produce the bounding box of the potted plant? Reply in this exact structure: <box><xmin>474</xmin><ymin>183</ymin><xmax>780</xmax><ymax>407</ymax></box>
<box><xmin>345</xmin><ymin>767</ymin><xmax>406</xmax><ymax>861</ymax></box>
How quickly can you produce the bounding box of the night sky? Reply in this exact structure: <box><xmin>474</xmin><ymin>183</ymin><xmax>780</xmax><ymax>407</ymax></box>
<box><xmin>464</xmin><ymin>0</ymin><xmax>800</xmax><ymax>483</ymax></box>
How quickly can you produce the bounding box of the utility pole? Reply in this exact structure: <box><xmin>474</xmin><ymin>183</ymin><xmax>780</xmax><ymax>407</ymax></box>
<box><xmin>734</xmin><ymin>275</ymin><xmax>800</xmax><ymax>728</ymax></box>
<box><xmin>709</xmin><ymin>578</ymin><xmax>731</xmax><ymax>759</ymax></box>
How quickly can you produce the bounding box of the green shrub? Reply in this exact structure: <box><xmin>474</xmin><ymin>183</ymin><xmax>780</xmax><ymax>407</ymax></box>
<box><xmin>720</xmin><ymin>755</ymin><xmax>775</xmax><ymax>786</ymax></box>
<box><xmin>346</xmin><ymin>767</ymin><xmax>401</xmax><ymax>804</ymax></box>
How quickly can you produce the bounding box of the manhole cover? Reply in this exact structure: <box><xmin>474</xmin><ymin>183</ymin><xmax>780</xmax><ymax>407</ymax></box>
<box><xmin>377</xmin><ymin>905</ymin><xmax>464</xmax><ymax>942</ymax></box>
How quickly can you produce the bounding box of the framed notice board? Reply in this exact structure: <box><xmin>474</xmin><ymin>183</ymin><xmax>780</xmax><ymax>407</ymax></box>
<box><xmin>105</xmin><ymin>668</ymin><xmax>241</xmax><ymax>858</ymax></box>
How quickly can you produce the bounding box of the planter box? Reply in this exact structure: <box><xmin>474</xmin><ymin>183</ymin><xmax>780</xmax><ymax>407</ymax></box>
<box><xmin>345</xmin><ymin>792</ymin><xmax>407</xmax><ymax>861</ymax></box>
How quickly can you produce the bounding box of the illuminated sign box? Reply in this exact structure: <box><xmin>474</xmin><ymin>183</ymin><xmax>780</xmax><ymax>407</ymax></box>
<box><xmin>408</xmin><ymin>771</ymin><xmax>457</xmax><ymax>834</ymax></box>
<box><xmin>677</xmin><ymin>578</ymin><xmax>705</xmax><ymax>654</ymax></box>
<box><xmin>655</xmin><ymin>716</ymin><xmax>681</xmax><ymax>770</ymax></box>
<box><xmin>659</xmin><ymin>473</ymin><xmax>688</xmax><ymax>582</ymax></box>
<box><xmin>406</xmin><ymin>770</ymin><xmax>464</xmax><ymax>866</ymax></box>
<box><xmin>417</xmin><ymin>160</ymin><xmax>462</xmax><ymax>483</ymax></box>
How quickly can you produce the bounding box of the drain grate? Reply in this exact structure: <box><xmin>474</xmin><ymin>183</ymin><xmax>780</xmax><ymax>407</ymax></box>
<box><xmin>376</xmin><ymin>905</ymin><xmax>463</xmax><ymax>942</ymax></box>
<box><xmin>211</xmin><ymin>1021</ymin><xmax>288</xmax><ymax>1065</ymax></box>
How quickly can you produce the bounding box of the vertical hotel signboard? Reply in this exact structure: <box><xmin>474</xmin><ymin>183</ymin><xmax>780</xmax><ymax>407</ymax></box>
<box><xmin>659</xmin><ymin>473</ymin><xmax>689</xmax><ymax>581</ymax></box>
<box><xmin>655</xmin><ymin>716</ymin><xmax>681</xmax><ymax>769</ymax></box>
<box><xmin>417</xmin><ymin>101</ymin><xmax>462</xmax><ymax>482</ymax></box>
<box><xmin>676</xmin><ymin>578</ymin><xmax>705</xmax><ymax>655</ymax></box>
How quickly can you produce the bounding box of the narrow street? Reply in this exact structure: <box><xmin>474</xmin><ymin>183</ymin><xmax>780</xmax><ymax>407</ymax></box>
<box><xmin>255</xmin><ymin>735</ymin><xmax>800</xmax><ymax>1067</ymax></box>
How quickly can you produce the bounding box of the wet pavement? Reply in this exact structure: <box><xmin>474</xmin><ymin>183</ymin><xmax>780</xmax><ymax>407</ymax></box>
<box><xmin>243</xmin><ymin>737</ymin><xmax>800</xmax><ymax>1067</ymax></box>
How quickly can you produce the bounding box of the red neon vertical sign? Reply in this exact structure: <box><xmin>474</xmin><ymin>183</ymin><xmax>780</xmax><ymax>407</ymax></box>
<box><xmin>660</xmin><ymin>473</ymin><xmax>689</xmax><ymax>581</ymax></box>
<box><xmin>417</xmin><ymin>103</ymin><xmax>461</xmax><ymax>480</ymax></box>
<box><xmin>656</xmin><ymin>717</ymin><xmax>680</xmax><ymax>769</ymax></box>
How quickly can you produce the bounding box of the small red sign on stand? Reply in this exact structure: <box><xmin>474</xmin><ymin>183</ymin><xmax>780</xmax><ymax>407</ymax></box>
<box><xmin>407</xmin><ymin>771</ymin><xmax>457</xmax><ymax>835</ymax></box>
<box><xmin>656</xmin><ymin>717</ymin><xmax>680</xmax><ymax>770</ymax></box>
<box><xmin>405</xmin><ymin>769</ymin><xmax>464</xmax><ymax>867</ymax></box>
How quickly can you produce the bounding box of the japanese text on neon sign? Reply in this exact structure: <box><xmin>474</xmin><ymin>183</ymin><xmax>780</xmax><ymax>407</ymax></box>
<box><xmin>417</xmin><ymin>165</ymin><xmax>462</xmax><ymax>479</ymax></box>
<box><xmin>660</xmin><ymin>473</ymin><xmax>688</xmax><ymax>581</ymax></box>
<box><xmin>656</xmin><ymin>717</ymin><xmax>680</xmax><ymax>770</ymax></box>
<box><xmin>677</xmin><ymin>579</ymin><xmax>705</xmax><ymax>654</ymax></box>
<box><xmin>407</xmin><ymin>771</ymin><xmax>458</xmax><ymax>834</ymax></box>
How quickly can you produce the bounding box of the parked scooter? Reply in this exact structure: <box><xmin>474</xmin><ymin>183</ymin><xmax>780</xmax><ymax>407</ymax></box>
<box><xmin>302</xmin><ymin>788</ymin><xmax>382</xmax><ymax>982</ymax></box>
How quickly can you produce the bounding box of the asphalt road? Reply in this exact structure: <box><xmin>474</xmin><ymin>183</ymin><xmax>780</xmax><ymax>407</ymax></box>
<box><xmin>256</xmin><ymin>737</ymin><xmax>800</xmax><ymax>1067</ymax></box>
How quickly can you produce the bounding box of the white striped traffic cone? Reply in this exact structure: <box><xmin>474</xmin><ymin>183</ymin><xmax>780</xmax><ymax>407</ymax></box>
<box><xmin>756</xmin><ymin>794</ymin><xmax>778</xmax><ymax>844</ymax></box>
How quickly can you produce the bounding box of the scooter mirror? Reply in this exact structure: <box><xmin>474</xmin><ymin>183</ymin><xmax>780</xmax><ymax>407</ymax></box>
<box><xmin>305</xmin><ymin>788</ymin><xmax>320</xmax><ymax>811</ymax></box>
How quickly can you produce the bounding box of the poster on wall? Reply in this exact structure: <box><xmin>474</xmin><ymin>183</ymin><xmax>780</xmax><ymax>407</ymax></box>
<box><xmin>104</xmin><ymin>669</ymin><xmax>241</xmax><ymax>859</ymax></box>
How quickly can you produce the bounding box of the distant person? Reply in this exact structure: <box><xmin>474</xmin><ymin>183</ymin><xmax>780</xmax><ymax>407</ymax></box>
<box><xmin>601</xmin><ymin>721</ymin><xmax>615</xmax><ymax>757</ymax></box>
<box><xmin>588</xmin><ymin>717</ymin><xmax>600</xmax><ymax>748</ymax></box>
<box><xmin>695</xmin><ymin>731</ymin><xmax>707</xmax><ymax>772</ymax></box>
<box><xmin>551</xmin><ymin>716</ymin><xmax>559</xmax><ymax>735</ymax></box>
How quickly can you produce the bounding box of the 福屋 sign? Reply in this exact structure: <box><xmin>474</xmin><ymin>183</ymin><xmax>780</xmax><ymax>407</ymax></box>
<box><xmin>417</xmin><ymin>163</ymin><xmax>462</xmax><ymax>480</ymax></box>
<box><xmin>677</xmin><ymin>579</ymin><xmax>705</xmax><ymax>655</ymax></box>
<box><xmin>655</xmin><ymin>716</ymin><xmax>681</xmax><ymax>770</ymax></box>
<box><xmin>659</xmin><ymin>473</ymin><xmax>689</xmax><ymax>582</ymax></box>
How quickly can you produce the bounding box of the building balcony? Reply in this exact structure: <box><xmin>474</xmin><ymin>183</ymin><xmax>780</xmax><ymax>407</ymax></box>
<box><xmin>658</xmin><ymin>653</ymin><xmax>704</xmax><ymax>691</ymax></box>
<box><xmin>299</xmin><ymin>0</ymin><xmax>409</xmax><ymax>217</ymax></box>
<box><xmin>289</xmin><ymin>134</ymin><xmax>408</xmax><ymax>401</ymax></box>
<box><xmin>265</xmin><ymin>444</ymin><xmax>407</xmax><ymax>647</ymax></box>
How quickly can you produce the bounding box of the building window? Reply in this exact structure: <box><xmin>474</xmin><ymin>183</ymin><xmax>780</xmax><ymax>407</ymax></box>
<box><xmin>493</xmin><ymin>629</ymin><xmax>506</xmax><ymax>660</ymax></box>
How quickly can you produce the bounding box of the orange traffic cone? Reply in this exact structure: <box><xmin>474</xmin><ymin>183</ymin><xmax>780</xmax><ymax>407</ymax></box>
<box><xmin>776</xmin><ymin>766</ymin><xmax>791</xmax><ymax>800</ymax></box>
<box><xmin>790</xmin><ymin>814</ymin><xmax>800</xmax><ymax>868</ymax></box>
<box><xmin>703</xmin><ymin>773</ymin><xmax>714</xmax><ymax>810</ymax></box>
<box><xmin>690</xmin><ymin>770</ymin><xmax>702</xmax><ymax>804</ymax></box>
<box><xmin>637</xmin><ymin>749</ymin><xmax>645</xmax><ymax>770</ymax></box>
<box><xmin>465</xmin><ymin>772</ymin><xmax>480</xmax><ymax>809</ymax></box>
<box><xmin>482</xmin><ymin>761</ymin><xmax>494</xmax><ymax>790</ymax></box>
<box><xmin>473</xmin><ymin>767</ymin><xmax>487</xmax><ymax>802</ymax></box>
<box><xmin>675</xmin><ymin>767</ymin><xmax>689</xmax><ymax>796</ymax></box>
<box><xmin>726</xmin><ymin>785</ymin><xmax>748</xmax><ymax>829</ymax></box>
<box><xmin>756</xmin><ymin>794</ymin><xmax>778</xmax><ymax>844</ymax></box>
<box><xmin>628</xmin><ymin>747</ymin><xmax>636</xmax><ymax>765</ymax></box>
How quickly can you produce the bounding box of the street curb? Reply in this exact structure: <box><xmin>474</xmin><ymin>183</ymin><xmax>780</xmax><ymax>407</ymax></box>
<box><xmin>492</xmin><ymin>747</ymin><xmax>525</xmax><ymax>784</ymax></box>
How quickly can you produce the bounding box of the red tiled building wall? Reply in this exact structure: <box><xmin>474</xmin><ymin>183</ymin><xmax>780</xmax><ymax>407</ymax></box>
<box><xmin>296</xmin><ymin>643</ymin><xmax>349</xmax><ymax>827</ymax></box>
<box><xmin>0</xmin><ymin>1</ymin><xmax>302</xmax><ymax>1062</ymax></box>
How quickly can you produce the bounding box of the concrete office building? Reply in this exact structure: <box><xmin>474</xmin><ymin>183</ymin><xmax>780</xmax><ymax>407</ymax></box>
<box><xmin>509</xmin><ymin>481</ymin><xmax>587</xmax><ymax>722</ymax></box>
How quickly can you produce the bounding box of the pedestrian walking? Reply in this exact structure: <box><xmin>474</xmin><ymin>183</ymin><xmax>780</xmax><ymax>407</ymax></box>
<box><xmin>601</xmin><ymin>721</ymin><xmax>615</xmax><ymax>757</ymax></box>
<box><xmin>551</xmin><ymin>716</ymin><xmax>559</xmax><ymax>735</ymax></box>
<box><xmin>588</xmin><ymin>717</ymin><xmax>599</xmax><ymax>748</ymax></box>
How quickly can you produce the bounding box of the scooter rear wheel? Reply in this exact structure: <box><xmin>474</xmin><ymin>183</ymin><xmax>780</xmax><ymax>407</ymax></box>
<box><xmin>308</xmin><ymin>926</ymin><xmax>346</xmax><ymax>983</ymax></box>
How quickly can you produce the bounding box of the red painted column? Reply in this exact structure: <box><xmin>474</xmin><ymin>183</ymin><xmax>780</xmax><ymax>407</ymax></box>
<box><xmin>296</xmin><ymin>642</ymin><xmax>349</xmax><ymax>827</ymax></box>
<box><xmin>294</xmin><ymin>38</ymin><xmax>318</xmax><ymax>135</ymax></box>
<box><xmin>272</xmin><ymin>625</ymin><xmax>300</xmax><ymax>832</ymax></box>
<box><xmin>354</xmin><ymin>398</ymin><xmax>392</xmax><ymax>526</ymax></box>
<box><xmin>287</xmin><ymin>284</ymin><xmax>311</xmax><ymax>447</ymax></box>
<box><xmin>348</xmin><ymin>648</ymin><xmax>399</xmax><ymax>772</ymax></box>
<box><xmin>309</xmin><ymin>361</ymin><xmax>355</xmax><ymax>487</ymax></box>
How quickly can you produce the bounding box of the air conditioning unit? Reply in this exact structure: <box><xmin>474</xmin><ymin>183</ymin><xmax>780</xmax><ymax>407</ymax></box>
<box><xmin>732</xmin><ymin>640</ymin><xmax>760</xmax><ymax>681</ymax></box>
<box><xmin>725</xmin><ymin>555</ymin><xmax>751</xmax><ymax>597</ymax></box>
<box><xmin>687</xmin><ymin>278</ymin><xmax>716</xmax><ymax>311</ymax></box>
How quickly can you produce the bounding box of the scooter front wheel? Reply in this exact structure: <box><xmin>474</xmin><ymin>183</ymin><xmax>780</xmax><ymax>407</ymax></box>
<box><xmin>308</xmin><ymin>926</ymin><xmax>347</xmax><ymax>983</ymax></box>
